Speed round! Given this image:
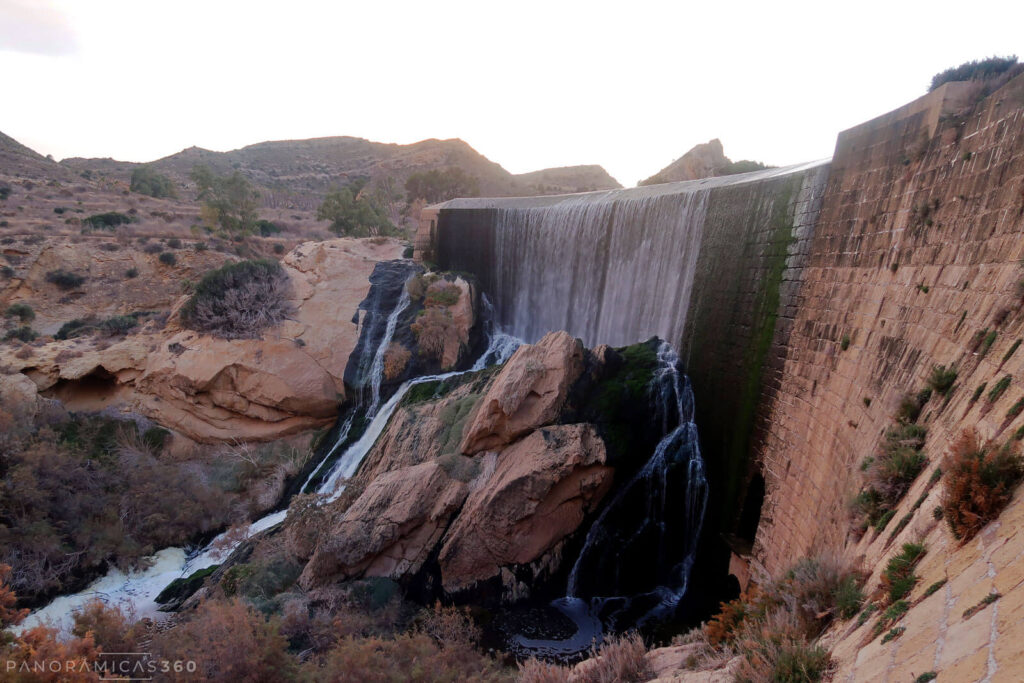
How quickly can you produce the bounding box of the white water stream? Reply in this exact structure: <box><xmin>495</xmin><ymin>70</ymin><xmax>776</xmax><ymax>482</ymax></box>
<box><xmin>19</xmin><ymin>292</ymin><xmax>521</xmax><ymax>634</ymax></box>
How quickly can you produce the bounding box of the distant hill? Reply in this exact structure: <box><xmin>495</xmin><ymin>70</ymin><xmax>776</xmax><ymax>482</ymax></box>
<box><xmin>0</xmin><ymin>131</ymin><xmax>71</xmax><ymax>181</ymax></box>
<box><xmin>60</xmin><ymin>136</ymin><xmax>622</xmax><ymax>210</ymax></box>
<box><xmin>640</xmin><ymin>139</ymin><xmax>773</xmax><ymax>186</ymax></box>
<box><xmin>513</xmin><ymin>165</ymin><xmax>621</xmax><ymax>194</ymax></box>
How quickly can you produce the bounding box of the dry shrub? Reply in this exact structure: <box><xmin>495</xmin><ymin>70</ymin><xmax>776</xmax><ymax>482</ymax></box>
<box><xmin>517</xmin><ymin>658</ymin><xmax>569</xmax><ymax>682</ymax></box>
<box><xmin>941</xmin><ymin>430</ymin><xmax>1024</xmax><ymax>541</ymax></box>
<box><xmin>180</xmin><ymin>259</ymin><xmax>294</xmax><ymax>339</ymax></box>
<box><xmin>383</xmin><ymin>342</ymin><xmax>411</xmax><ymax>380</ymax></box>
<box><xmin>303</xmin><ymin>632</ymin><xmax>509</xmax><ymax>682</ymax></box>
<box><xmin>411</xmin><ymin>307</ymin><xmax>454</xmax><ymax>362</ymax></box>
<box><xmin>733</xmin><ymin>608</ymin><xmax>832</xmax><ymax>683</ymax></box>
<box><xmin>71</xmin><ymin>599</ymin><xmax>143</xmax><ymax>655</ymax></box>
<box><xmin>688</xmin><ymin>554</ymin><xmax>860</xmax><ymax>681</ymax></box>
<box><xmin>417</xmin><ymin>602</ymin><xmax>482</xmax><ymax>648</ymax></box>
<box><xmin>425</xmin><ymin>282</ymin><xmax>462</xmax><ymax>308</ymax></box>
<box><xmin>574</xmin><ymin>632</ymin><xmax>652</xmax><ymax>683</ymax></box>
<box><xmin>705</xmin><ymin>589</ymin><xmax>760</xmax><ymax>646</ymax></box>
<box><xmin>1</xmin><ymin>563</ymin><xmax>28</xmax><ymax>629</ymax></box>
<box><xmin>150</xmin><ymin>598</ymin><xmax>294</xmax><ymax>682</ymax></box>
<box><xmin>3</xmin><ymin>624</ymin><xmax>100</xmax><ymax>682</ymax></box>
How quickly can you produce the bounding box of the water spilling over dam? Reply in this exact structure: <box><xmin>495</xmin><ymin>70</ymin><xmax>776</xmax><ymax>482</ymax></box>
<box><xmin>430</xmin><ymin>160</ymin><xmax>829</xmax><ymax>352</ymax></box>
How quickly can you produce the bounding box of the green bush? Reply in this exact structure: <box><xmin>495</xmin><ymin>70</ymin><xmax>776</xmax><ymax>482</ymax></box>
<box><xmin>180</xmin><ymin>259</ymin><xmax>293</xmax><ymax>339</ymax></box>
<box><xmin>83</xmin><ymin>212</ymin><xmax>134</xmax><ymax>230</ymax></box>
<box><xmin>928</xmin><ymin>364</ymin><xmax>957</xmax><ymax>395</ymax></box>
<box><xmin>3</xmin><ymin>326</ymin><xmax>36</xmax><ymax>342</ymax></box>
<box><xmin>166</xmin><ymin>238</ymin><xmax>182</xmax><ymax>249</ymax></box>
<box><xmin>125</xmin><ymin>268</ymin><xmax>138</xmax><ymax>279</ymax></box>
<box><xmin>5</xmin><ymin>303</ymin><xmax>34</xmax><ymax>322</ymax></box>
<box><xmin>130</xmin><ymin>166</ymin><xmax>177</xmax><ymax>198</ymax></box>
<box><xmin>883</xmin><ymin>543</ymin><xmax>926</xmax><ymax>602</ymax></box>
<box><xmin>930</xmin><ymin>55</ymin><xmax>1019</xmax><ymax>91</ymax></box>
<box><xmin>98</xmin><ymin>315</ymin><xmax>138</xmax><ymax>335</ymax></box>
<box><xmin>45</xmin><ymin>269</ymin><xmax>86</xmax><ymax>290</ymax></box>
<box><xmin>158</xmin><ymin>251</ymin><xmax>177</xmax><ymax>266</ymax></box>
<box><xmin>256</xmin><ymin>219</ymin><xmax>281</xmax><ymax>236</ymax></box>
<box><xmin>988</xmin><ymin>375</ymin><xmax>1012</xmax><ymax>402</ymax></box>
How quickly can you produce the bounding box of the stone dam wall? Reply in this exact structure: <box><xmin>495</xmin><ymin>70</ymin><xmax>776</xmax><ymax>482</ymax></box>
<box><xmin>419</xmin><ymin>75</ymin><xmax>1024</xmax><ymax>679</ymax></box>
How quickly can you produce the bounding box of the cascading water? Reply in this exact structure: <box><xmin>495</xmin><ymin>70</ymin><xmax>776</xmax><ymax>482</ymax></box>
<box><xmin>435</xmin><ymin>161</ymin><xmax>829</xmax><ymax>349</ymax></box>
<box><xmin>20</xmin><ymin>267</ymin><xmax>521</xmax><ymax>633</ymax></box>
<box><xmin>513</xmin><ymin>342</ymin><xmax>708</xmax><ymax>657</ymax></box>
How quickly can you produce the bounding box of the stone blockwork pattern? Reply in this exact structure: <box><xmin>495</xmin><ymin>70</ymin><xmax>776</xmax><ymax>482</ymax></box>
<box><xmin>753</xmin><ymin>77</ymin><xmax>1024</xmax><ymax>680</ymax></box>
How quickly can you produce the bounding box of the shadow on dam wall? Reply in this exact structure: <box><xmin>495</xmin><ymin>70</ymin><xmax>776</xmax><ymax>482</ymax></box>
<box><xmin>426</xmin><ymin>160</ymin><xmax>831</xmax><ymax>569</ymax></box>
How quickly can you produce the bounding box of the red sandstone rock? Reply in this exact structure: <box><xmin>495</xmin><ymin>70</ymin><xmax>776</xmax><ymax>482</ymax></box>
<box><xmin>438</xmin><ymin>423</ymin><xmax>611</xmax><ymax>594</ymax></box>
<box><xmin>459</xmin><ymin>330</ymin><xmax>584</xmax><ymax>454</ymax></box>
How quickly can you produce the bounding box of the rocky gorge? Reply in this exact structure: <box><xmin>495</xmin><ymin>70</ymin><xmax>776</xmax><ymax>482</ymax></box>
<box><xmin>3</xmin><ymin>65</ymin><xmax>1024</xmax><ymax>683</ymax></box>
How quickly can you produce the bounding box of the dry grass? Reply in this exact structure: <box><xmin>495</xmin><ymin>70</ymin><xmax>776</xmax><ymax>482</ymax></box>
<box><xmin>517</xmin><ymin>632</ymin><xmax>652</xmax><ymax>683</ymax></box>
<box><xmin>411</xmin><ymin>307</ymin><xmax>454</xmax><ymax>362</ymax></box>
<box><xmin>383</xmin><ymin>342</ymin><xmax>412</xmax><ymax>380</ymax></box>
<box><xmin>941</xmin><ymin>430</ymin><xmax>1023</xmax><ymax>541</ymax></box>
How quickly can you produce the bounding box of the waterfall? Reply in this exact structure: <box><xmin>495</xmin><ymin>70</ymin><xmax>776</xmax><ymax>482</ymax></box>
<box><xmin>19</xmin><ymin>296</ymin><xmax>522</xmax><ymax>633</ymax></box>
<box><xmin>366</xmin><ymin>286</ymin><xmax>411</xmax><ymax>416</ymax></box>
<box><xmin>436</xmin><ymin>161</ymin><xmax>829</xmax><ymax>350</ymax></box>
<box><xmin>514</xmin><ymin>341</ymin><xmax>708</xmax><ymax>657</ymax></box>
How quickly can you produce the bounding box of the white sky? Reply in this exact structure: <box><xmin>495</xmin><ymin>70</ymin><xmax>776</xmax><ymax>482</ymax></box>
<box><xmin>1</xmin><ymin>0</ymin><xmax>1021</xmax><ymax>187</ymax></box>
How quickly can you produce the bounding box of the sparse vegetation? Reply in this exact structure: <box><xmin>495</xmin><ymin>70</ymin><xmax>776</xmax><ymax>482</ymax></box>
<box><xmin>941</xmin><ymin>430</ymin><xmax>1023</xmax><ymax>541</ymax></box>
<box><xmin>923</xmin><ymin>579</ymin><xmax>947</xmax><ymax>598</ymax></box>
<box><xmin>45</xmin><ymin>268</ymin><xmax>86</xmax><ymax>290</ymax></box>
<box><xmin>405</xmin><ymin>167</ymin><xmax>480</xmax><ymax>204</ymax></box>
<box><xmin>880</xmin><ymin>626</ymin><xmax>905</xmax><ymax>644</ymax></box>
<box><xmin>672</xmin><ymin>553</ymin><xmax>854</xmax><ymax>682</ymax></box>
<box><xmin>852</xmin><ymin>422</ymin><xmax>928</xmax><ymax>534</ymax></box>
<box><xmin>929</xmin><ymin>55</ymin><xmax>1020</xmax><ymax>91</ymax></box>
<box><xmin>180</xmin><ymin>259</ymin><xmax>294</xmax><ymax>339</ymax></box>
<box><xmin>158</xmin><ymin>251</ymin><xmax>177</xmax><ymax>266</ymax></box>
<box><xmin>962</xmin><ymin>592</ymin><xmax>1001</xmax><ymax>620</ymax></box>
<box><xmin>988</xmin><ymin>375</ymin><xmax>1011</xmax><ymax>402</ymax></box>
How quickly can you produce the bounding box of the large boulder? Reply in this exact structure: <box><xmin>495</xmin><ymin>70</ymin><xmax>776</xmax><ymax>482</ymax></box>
<box><xmin>439</xmin><ymin>423</ymin><xmax>612</xmax><ymax>595</ymax></box>
<box><xmin>459</xmin><ymin>330</ymin><xmax>584</xmax><ymax>454</ymax></box>
<box><xmin>298</xmin><ymin>460</ymin><xmax>469</xmax><ymax>587</ymax></box>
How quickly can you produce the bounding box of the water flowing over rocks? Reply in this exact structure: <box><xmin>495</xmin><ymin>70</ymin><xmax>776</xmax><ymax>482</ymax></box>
<box><xmin>459</xmin><ymin>329</ymin><xmax>584</xmax><ymax>454</ymax></box>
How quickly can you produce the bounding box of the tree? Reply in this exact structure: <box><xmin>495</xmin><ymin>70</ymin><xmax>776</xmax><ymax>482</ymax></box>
<box><xmin>404</xmin><ymin>167</ymin><xmax>479</xmax><ymax>205</ymax></box>
<box><xmin>130</xmin><ymin>166</ymin><xmax>177</xmax><ymax>198</ymax></box>
<box><xmin>317</xmin><ymin>184</ymin><xmax>395</xmax><ymax>237</ymax></box>
<box><xmin>190</xmin><ymin>165</ymin><xmax>260</xmax><ymax>236</ymax></box>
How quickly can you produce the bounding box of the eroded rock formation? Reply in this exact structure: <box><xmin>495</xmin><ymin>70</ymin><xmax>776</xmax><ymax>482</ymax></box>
<box><xmin>0</xmin><ymin>238</ymin><xmax>405</xmax><ymax>442</ymax></box>
<box><xmin>296</xmin><ymin>332</ymin><xmax>657</xmax><ymax>602</ymax></box>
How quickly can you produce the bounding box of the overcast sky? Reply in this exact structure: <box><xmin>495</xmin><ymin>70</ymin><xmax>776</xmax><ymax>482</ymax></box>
<box><xmin>1</xmin><ymin>0</ymin><xmax>1021</xmax><ymax>186</ymax></box>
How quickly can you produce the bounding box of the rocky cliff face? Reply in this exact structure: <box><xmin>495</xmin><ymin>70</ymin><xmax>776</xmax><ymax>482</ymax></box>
<box><xmin>743</xmin><ymin>75</ymin><xmax>1024</xmax><ymax>681</ymax></box>
<box><xmin>0</xmin><ymin>238</ymin><xmax>404</xmax><ymax>442</ymax></box>
<box><xmin>296</xmin><ymin>332</ymin><xmax>657</xmax><ymax>604</ymax></box>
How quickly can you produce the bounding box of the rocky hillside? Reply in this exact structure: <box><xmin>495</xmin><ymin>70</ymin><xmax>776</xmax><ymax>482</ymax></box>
<box><xmin>61</xmin><ymin>136</ymin><xmax>621</xmax><ymax>211</ymax></box>
<box><xmin>639</xmin><ymin>138</ymin><xmax>771</xmax><ymax>186</ymax></box>
<box><xmin>0</xmin><ymin>238</ymin><xmax>403</xmax><ymax>443</ymax></box>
